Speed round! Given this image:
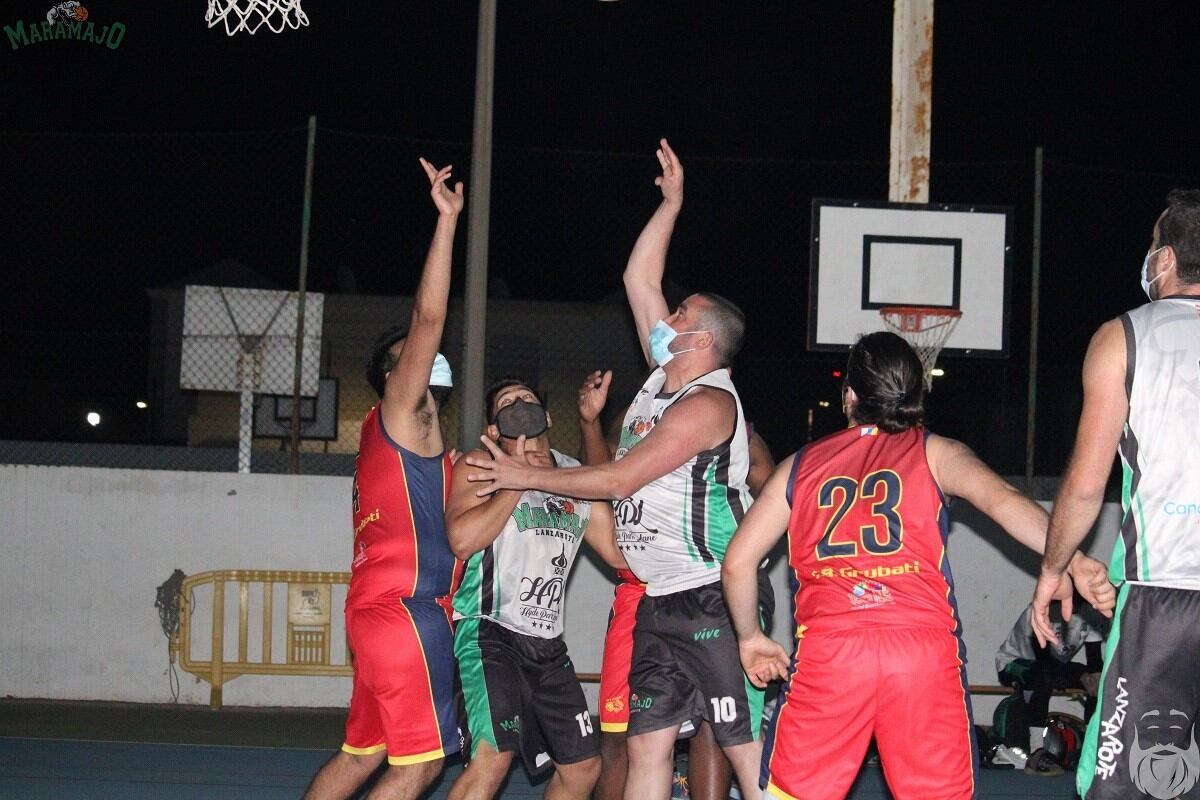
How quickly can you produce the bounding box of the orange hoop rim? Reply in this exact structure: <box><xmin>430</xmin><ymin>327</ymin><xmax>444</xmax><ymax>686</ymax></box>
<box><xmin>879</xmin><ymin>306</ymin><xmax>963</xmax><ymax>333</ymax></box>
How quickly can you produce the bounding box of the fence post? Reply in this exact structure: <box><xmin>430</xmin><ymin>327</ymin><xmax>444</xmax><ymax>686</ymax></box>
<box><xmin>1025</xmin><ymin>146</ymin><xmax>1044</xmax><ymax>487</ymax></box>
<box><xmin>289</xmin><ymin>115</ymin><xmax>318</xmax><ymax>474</ymax></box>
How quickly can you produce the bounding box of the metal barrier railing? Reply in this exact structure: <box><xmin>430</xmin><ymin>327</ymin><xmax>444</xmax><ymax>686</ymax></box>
<box><xmin>173</xmin><ymin>569</ymin><xmax>352</xmax><ymax>709</ymax></box>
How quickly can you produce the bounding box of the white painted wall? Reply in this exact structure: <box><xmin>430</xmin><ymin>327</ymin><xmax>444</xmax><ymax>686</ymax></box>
<box><xmin>1</xmin><ymin>465</ymin><xmax>1118</xmax><ymax>722</ymax></box>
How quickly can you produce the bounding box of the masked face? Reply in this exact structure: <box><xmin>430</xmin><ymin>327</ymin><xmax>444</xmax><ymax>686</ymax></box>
<box><xmin>648</xmin><ymin>320</ymin><xmax>707</xmax><ymax>366</ymax></box>
<box><xmin>1141</xmin><ymin>246</ymin><xmax>1172</xmax><ymax>301</ymax></box>
<box><xmin>494</xmin><ymin>399</ymin><xmax>549</xmax><ymax>440</ymax></box>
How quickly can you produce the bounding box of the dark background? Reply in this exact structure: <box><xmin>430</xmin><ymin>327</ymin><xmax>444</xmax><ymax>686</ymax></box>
<box><xmin>3</xmin><ymin>1</ymin><xmax>1198</xmax><ymax>473</ymax></box>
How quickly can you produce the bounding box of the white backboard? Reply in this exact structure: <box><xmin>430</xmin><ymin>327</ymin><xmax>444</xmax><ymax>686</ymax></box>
<box><xmin>808</xmin><ymin>200</ymin><xmax>1012</xmax><ymax>356</ymax></box>
<box><xmin>181</xmin><ymin>285</ymin><xmax>324</xmax><ymax>396</ymax></box>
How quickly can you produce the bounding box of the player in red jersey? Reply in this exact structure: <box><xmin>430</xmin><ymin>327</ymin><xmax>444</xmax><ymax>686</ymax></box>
<box><xmin>305</xmin><ymin>158</ymin><xmax>464</xmax><ymax>800</ymax></box>
<box><xmin>722</xmin><ymin>331</ymin><xmax>1115</xmax><ymax>800</ymax></box>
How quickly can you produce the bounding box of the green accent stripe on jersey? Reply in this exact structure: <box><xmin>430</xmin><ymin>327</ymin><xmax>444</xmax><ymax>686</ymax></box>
<box><xmin>681</xmin><ymin>471</ymin><xmax>700</xmax><ymax>562</ymax></box>
<box><xmin>1077</xmin><ymin>583</ymin><xmax>1130</xmax><ymax>798</ymax></box>
<box><xmin>452</xmin><ymin>550</ymin><xmax>485</xmax><ymax>619</ymax></box>
<box><xmin>1135</xmin><ymin>487</ymin><xmax>1150</xmax><ymax>581</ymax></box>
<box><xmin>453</xmin><ymin>617</ymin><xmax>496</xmax><ymax>757</ymax></box>
<box><xmin>705</xmin><ymin>459</ymin><xmax>737</xmax><ymax>563</ymax></box>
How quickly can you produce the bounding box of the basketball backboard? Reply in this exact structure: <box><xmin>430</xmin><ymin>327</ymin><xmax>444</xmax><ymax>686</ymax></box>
<box><xmin>808</xmin><ymin>199</ymin><xmax>1012</xmax><ymax>357</ymax></box>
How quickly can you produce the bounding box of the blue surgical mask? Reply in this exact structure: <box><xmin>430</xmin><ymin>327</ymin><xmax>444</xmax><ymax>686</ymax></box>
<box><xmin>430</xmin><ymin>353</ymin><xmax>453</xmax><ymax>387</ymax></box>
<box><xmin>1140</xmin><ymin>246</ymin><xmax>1167</xmax><ymax>301</ymax></box>
<box><xmin>648</xmin><ymin>320</ymin><xmax>707</xmax><ymax>366</ymax></box>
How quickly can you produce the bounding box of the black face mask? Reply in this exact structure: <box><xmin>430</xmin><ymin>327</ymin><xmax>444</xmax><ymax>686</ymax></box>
<box><xmin>494</xmin><ymin>399</ymin><xmax>549</xmax><ymax>439</ymax></box>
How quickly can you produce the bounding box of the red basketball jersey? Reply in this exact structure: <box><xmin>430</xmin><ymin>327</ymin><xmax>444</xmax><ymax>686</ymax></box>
<box><xmin>786</xmin><ymin>425</ymin><xmax>960</xmax><ymax>637</ymax></box>
<box><xmin>346</xmin><ymin>406</ymin><xmax>461</xmax><ymax>608</ymax></box>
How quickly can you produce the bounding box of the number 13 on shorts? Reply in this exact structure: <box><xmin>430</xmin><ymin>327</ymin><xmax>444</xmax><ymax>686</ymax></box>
<box><xmin>574</xmin><ymin>710</ymin><xmax>594</xmax><ymax>736</ymax></box>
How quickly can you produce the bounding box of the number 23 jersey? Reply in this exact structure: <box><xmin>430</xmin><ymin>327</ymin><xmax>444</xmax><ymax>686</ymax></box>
<box><xmin>786</xmin><ymin>424</ymin><xmax>960</xmax><ymax>636</ymax></box>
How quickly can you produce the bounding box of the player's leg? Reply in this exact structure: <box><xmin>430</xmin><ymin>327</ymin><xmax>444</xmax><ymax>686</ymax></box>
<box><xmin>303</xmin><ymin>749</ymin><xmax>386</xmax><ymax>800</ymax></box>
<box><xmin>625</xmin><ymin>725</ymin><xmax>682</xmax><ymax>800</ymax></box>
<box><xmin>519</xmin><ymin>634</ymin><xmax>601</xmax><ymax>800</ymax></box>
<box><xmin>1077</xmin><ymin>584</ymin><xmax>1200</xmax><ymax>800</ymax></box>
<box><xmin>367</xmin><ymin>759</ymin><xmax>446</xmax><ymax>800</ymax></box>
<box><xmin>449</xmin><ymin>617</ymin><xmax>528</xmax><ymax>800</ymax></box>
<box><xmin>760</xmin><ymin>632</ymin><xmax>876</xmax><ymax>799</ymax></box>
<box><xmin>447</xmin><ymin>739</ymin><xmax>514</xmax><ymax>800</ymax></box>
<box><xmin>873</xmin><ymin>628</ymin><xmax>976</xmax><ymax>800</ymax></box>
<box><xmin>686</xmin><ymin>722</ymin><xmax>733</xmax><ymax>800</ymax></box>
<box><xmin>597</xmin><ymin>580</ymin><xmax>643</xmax><ymax>800</ymax></box>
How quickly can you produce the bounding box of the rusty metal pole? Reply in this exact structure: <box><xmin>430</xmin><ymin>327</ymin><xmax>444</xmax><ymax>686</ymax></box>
<box><xmin>889</xmin><ymin>0</ymin><xmax>934</xmax><ymax>203</ymax></box>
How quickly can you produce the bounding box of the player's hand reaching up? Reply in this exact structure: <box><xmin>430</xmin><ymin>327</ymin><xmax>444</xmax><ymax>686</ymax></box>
<box><xmin>654</xmin><ymin>138</ymin><xmax>683</xmax><ymax>206</ymax></box>
<box><xmin>578</xmin><ymin>370</ymin><xmax>612</xmax><ymax>425</ymax></box>
<box><xmin>738</xmin><ymin>632</ymin><xmax>790</xmax><ymax>689</ymax></box>
<box><xmin>419</xmin><ymin>157</ymin><xmax>464</xmax><ymax>217</ymax></box>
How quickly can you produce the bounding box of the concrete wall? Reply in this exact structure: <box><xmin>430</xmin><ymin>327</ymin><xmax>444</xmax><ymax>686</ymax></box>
<box><xmin>1</xmin><ymin>464</ymin><xmax>1118</xmax><ymax>720</ymax></box>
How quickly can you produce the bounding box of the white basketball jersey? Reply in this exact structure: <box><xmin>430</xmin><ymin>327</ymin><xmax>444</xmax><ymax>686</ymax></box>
<box><xmin>614</xmin><ymin>367</ymin><xmax>753</xmax><ymax>596</ymax></box>
<box><xmin>452</xmin><ymin>450</ymin><xmax>593</xmax><ymax>638</ymax></box>
<box><xmin>1114</xmin><ymin>296</ymin><xmax>1200</xmax><ymax>587</ymax></box>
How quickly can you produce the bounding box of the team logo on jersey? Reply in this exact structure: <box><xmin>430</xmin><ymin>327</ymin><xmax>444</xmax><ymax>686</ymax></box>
<box><xmin>352</xmin><ymin>541</ymin><xmax>368</xmax><ymax>569</ymax></box>
<box><xmin>630</xmin><ymin>693</ymin><xmax>654</xmax><ymax>711</ymax></box>
<box><xmin>604</xmin><ymin>696</ymin><xmax>625</xmax><ymax>714</ymax></box>
<box><xmin>848</xmin><ymin>580</ymin><xmax>894</xmax><ymax>610</ymax></box>
<box><xmin>511</xmin><ymin>498</ymin><xmax>588</xmax><ymax>539</ymax></box>
<box><xmin>1128</xmin><ymin>706</ymin><xmax>1200</xmax><ymax>798</ymax></box>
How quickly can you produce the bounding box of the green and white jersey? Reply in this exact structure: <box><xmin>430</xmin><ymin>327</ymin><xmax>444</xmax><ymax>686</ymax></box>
<box><xmin>1112</xmin><ymin>296</ymin><xmax>1200</xmax><ymax>588</ymax></box>
<box><xmin>453</xmin><ymin>450</ymin><xmax>593</xmax><ymax>638</ymax></box>
<box><xmin>614</xmin><ymin>367</ymin><xmax>752</xmax><ymax>596</ymax></box>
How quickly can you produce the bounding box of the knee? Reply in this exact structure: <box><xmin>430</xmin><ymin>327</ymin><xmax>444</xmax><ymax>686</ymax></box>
<box><xmin>339</xmin><ymin>749</ymin><xmax>387</xmax><ymax>774</ymax></box>
<box><xmin>557</xmin><ymin>755</ymin><xmax>601</xmax><ymax>792</ymax></box>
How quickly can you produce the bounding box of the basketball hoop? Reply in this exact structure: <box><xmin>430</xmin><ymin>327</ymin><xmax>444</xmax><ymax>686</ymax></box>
<box><xmin>205</xmin><ymin>0</ymin><xmax>308</xmax><ymax>35</ymax></box>
<box><xmin>878</xmin><ymin>306</ymin><xmax>962</xmax><ymax>391</ymax></box>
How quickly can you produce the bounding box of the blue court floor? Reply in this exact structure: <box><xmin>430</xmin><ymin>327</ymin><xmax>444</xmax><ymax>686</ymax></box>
<box><xmin>0</xmin><ymin>736</ymin><xmax>1082</xmax><ymax>799</ymax></box>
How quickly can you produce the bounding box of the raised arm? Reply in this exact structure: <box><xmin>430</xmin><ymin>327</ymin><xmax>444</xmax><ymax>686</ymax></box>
<box><xmin>381</xmin><ymin>159</ymin><xmax>463</xmax><ymax>447</ymax></box>
<box><xmin>723</xmin><ymin>455</ymin><xmax>795</xmax><ymax>687</ymax></box>
<box><xmin>624</xmin><ymin>139</ymin><xmax>680</xmax><ymax>363</ymax></box>
<box><xmin>465</xmin><ymin>388</ymin><xmax>735</xmax><ymax>501</ymax></box>
<box><xmin>1032</xmin><ymin>319</ymin><xmax>1126</xmax><ymax>644</ymax></box>
<box><xmin>577</xmin><ymin>369</ymin><xmax>614</xmax><ymax>465</ymax></box>
<box><xmin>444</xmin><ymin>447</ymin><xmax>525</xmax><ymax>560</ymax></box>
<box><xmin>583</xmin><ymin>500</ymin><xmax>627</xmax><ymax>570</ymax></box>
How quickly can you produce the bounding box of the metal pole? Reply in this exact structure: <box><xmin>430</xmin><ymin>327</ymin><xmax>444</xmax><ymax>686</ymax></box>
<box><xmin>888</xmin><ymin>0</ymin><xmax>934</xmax><ymax>203</ymax></box>
<box><xmin>1025</xmin><ymin>146</ymin><xmax>1044</xmax><ymax>487</ymax></box>
<box><xmin>289</xmin><ymin>115</ymin><xmax>317</xmax><ymax>474</ymax></box>
<box><xmin>462</xmin><ymin>0</ymin><xmax>496</xmax><ymax>451</ymax></box>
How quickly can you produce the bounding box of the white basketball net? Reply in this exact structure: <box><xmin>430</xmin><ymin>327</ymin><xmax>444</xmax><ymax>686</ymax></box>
<box><xmin>206</xmin><ymin>0</ymin><xmax>308</xmax><ymax>35</ymax></box>
<box><xmin>879</xmin><ymin>306</ymin><xmax>963</xmax><ymax>391</ymax></box>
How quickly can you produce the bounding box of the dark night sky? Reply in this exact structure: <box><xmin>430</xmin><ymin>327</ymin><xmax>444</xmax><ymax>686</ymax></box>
<box><xmin>5</xmin><ymin>1</ymin><xmax>1200</xmax><ymax>464</ymax></box>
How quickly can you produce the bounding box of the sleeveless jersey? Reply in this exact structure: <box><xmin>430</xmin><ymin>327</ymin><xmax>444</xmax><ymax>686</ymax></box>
<box><xmin>1113</xmin><ymin>296</ymin><xmax>1200</xmax><ymax>587</ymax></box>
<box><xmin>346</xmin><ymin>405</ymin><xmax>460</xmax><ymax>608</ymax></box>
<box><xmin>614</xmin><ymin>367</ymin><xmax>752</xmax><ymax>596</ymax></box>
<box><xmin>785</xmin><ymin>425</ymin><xmax>961</xmax><ymax>638</ymax></box>
<box><xmin>453</xmin><ymin>450</ymin><xmax>593</xmax><ymax>638</ymax></box>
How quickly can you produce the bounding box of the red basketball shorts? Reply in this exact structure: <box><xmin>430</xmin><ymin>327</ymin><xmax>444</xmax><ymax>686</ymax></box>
<box><xmin>598</xmin><ymin>579</ymin><xmax>646</xmax><ymax>733</ymax></box>
<box><xmin>342</xmin><ymin>598</ymin><xmax>461</xmax><ymax>765</ymax></box>
<box><xmin>762</xmin><ymin>626</ymin><xmax>977</xmax><ymax>800</ymax></box>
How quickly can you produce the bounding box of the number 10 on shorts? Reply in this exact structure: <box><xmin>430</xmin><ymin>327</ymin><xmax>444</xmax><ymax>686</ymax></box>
<box><xmin>710</xmin><ymin>696</ymin><xmax>737</xmax><ymax>723</ymax></box>
<box><xmin>575</xmin><ymin>710</ymin><xmax>594</xmax><ymax>736</ymax></box>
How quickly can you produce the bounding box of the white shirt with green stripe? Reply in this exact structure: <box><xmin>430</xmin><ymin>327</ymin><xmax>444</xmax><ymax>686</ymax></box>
<box><xmin>1113</xmin><ymin>296</ymin><xmax>1200</xmax><ymax>588</ymax></box>
<box><xmin>452</xmin><ymin>450</ymin><xmax>594</xmax><ymax>638</ymax></box>
<box><xmin>615</xmin><ymin>367</ymin><xmax>753</xmax><ymax>596</ymax></box>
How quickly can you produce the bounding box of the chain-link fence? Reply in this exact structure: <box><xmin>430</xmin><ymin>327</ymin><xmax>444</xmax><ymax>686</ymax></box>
<box><xmin>1</xmin><ymin>126</ymin><xmax>1196</xmax><ymax>480</ymax></box>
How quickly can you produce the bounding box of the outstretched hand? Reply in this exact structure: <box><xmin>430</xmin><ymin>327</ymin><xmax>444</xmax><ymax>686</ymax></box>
<box><xmin>464</xmin><ymin>435</ymin><xmax>536</xmax><ymax>496</ymax></box>
<box><xmin>654</xmin><ymin>138</ymin><xmax>683</xmax><ymax>205</ymax></box>
<box><xmin>578</xmin><ymin>370</ymin><xmax>612</xmax><ymax>425</ymax></box>
<box><xmin>419</xmin><ymin>157</ymin><xmax>464</xmax><ymax>216</ymax></box>
<box><xmin>738</xmin><ymin>632</ymin><xmax>790</xmax><ymax>689</ymax></box>
<box><xmin>1031</xmin><ymin>568</ymin><xmax>1074</xmax><ymax>648</ymax></box>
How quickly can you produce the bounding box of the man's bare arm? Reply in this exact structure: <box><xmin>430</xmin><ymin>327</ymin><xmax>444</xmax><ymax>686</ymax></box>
<box><xmin>578</xmin><ymin>369</ymin><xmax>614</xmax><ymax>466</ymax></box>
<box><xmin>582</xmin><ymin>501</ymin><xmax>627</xmax><ymax>570</ymax></box>
<box><xmin>623</xmin><ymin>139</ymin><xmax>680</xmax><ymax>364</ymax></box>
<box><xmin>445</xmin><ymin>448</ymin><xmax>523</xmax><ymax>560</ymax></box>
<box><xmin>382</xmin><ymin>159</ymin><xmax>463</xmax><ymax>451</ymax></box>
<box><xmin>465</xmin><ymin>389</ymin><xmax>736</xmax><ymax>501</ymax></box>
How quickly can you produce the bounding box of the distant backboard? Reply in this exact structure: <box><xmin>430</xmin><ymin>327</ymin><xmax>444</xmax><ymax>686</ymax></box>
<box><xmin>253</xmin><ymin>378</ymin><xmax>339</xmax><ymax>440</ymax></box>
<box><xmin>808</xmin><ymin>200</ymin><xmax>1011</xmax><ymax>356</ymax></box>
<box><xmin>181</xmin><ymin>286</ymin><xmax>323</xmax><ymax>396</ymax></box>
